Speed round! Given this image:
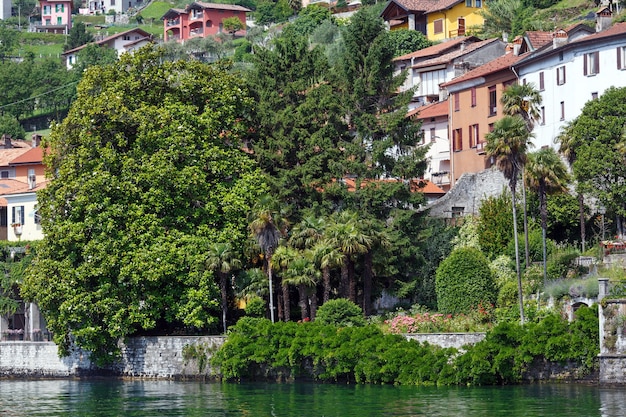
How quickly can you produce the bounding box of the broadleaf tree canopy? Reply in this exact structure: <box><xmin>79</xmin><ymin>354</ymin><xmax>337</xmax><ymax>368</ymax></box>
<box><xmin>22</xmin><ymin>46</ymin><xmax>267</xmax><ymax>365</ymax></box>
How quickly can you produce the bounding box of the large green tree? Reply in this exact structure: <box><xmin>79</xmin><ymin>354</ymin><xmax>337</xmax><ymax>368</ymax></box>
<box><xmin>566</xmin><ymin>87</ymin><xmax>626</xmax><ymax>237</ymax></box>
<box><xmin>22</xmin><ymin>46</ymin><xmax>266</xmax><ymax>364</ymax></box>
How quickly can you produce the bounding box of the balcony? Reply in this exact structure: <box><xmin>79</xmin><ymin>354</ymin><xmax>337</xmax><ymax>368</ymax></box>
<box><xmin>190</xmin><ymin>12</ymin><xmax>204</xmax><ymax>20</ymax></box>
<box><xmin>167</xmin><ymin>19</ymin><xmax>180</xmax><ymax>26</ymax></box>
<box><xmin>431</xmin><ymin>171</ymin><xmax>451</xmax><ymax>186</ymax></box>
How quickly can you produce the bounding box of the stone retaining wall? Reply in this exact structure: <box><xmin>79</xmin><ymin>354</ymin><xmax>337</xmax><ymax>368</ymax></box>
<box><xmin>0</xmin><ymin>336</ymin><xmax>226</xmax><ymax>378</ymax></box>
<box><xmin>404</xmin><ymin>333</ymin><xmax>486</xmax><ymax>349</ymax></box>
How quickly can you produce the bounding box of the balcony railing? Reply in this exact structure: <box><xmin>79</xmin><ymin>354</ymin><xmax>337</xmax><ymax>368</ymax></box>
<box><xmin>190</xmin><ymin>12</ymin><xmax>204</xmax><ymax>20</ymax></box>
<box><xmin>167</xmin><ymin>19</ymin><xmax>180</xmax><ymax>26</ymax></box>
<box><xmin>431</xmin><ymin>171</ymin><xmax>451</xmax><ymax>185</ymax></box>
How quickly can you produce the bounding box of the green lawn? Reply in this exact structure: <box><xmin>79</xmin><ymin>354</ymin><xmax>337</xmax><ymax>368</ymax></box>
<box><xmin>139</xmin><ymin>1</ymin><xmax>176</xmax><ymax>21</ymax></box>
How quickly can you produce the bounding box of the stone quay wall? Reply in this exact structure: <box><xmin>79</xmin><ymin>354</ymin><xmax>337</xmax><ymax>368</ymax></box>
<box><xmin>0</xmin><ymin>336</ymin><xmax>226</xmax><ymax>379</ymax></box>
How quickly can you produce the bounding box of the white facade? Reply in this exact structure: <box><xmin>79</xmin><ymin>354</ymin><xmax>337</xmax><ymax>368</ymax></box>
<box><xmin>4</xmin><ymin>191</ymin><xmax>43</xmax><ymax>242</ymax></box>
<box><xmin>514</xmin><ymin>23</ymin><xmax>626</xmax><ymax>149</ymax></box>
<box><xmin>0</xmin><ymin>0</ymin><xmax>11</xmax><ymax>20</ymax></box>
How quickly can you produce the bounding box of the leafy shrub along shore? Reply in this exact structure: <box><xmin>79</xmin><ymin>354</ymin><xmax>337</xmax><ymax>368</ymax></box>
<box><xmin>211</xmin><ymin>305</ymin><xmax>599</xmax><ymax>385</ymax></box>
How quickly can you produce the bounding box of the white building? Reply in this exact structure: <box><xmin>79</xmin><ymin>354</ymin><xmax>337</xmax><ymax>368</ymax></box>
<box><xmin>513</xmin><ymin>9</ymin><xmax>626</xmax><ymax>149</ymax></box>
<box><xmin>0</xmin><ymin>0</ymin><xmax>11</xmax><ymax>20</ymax></box>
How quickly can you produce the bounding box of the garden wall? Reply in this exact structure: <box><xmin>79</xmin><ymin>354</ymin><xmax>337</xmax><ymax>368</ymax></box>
<box><xmin>404</xmin><ymin>333</ymin><xmax>486</xmax><ymax>349</ymax></box>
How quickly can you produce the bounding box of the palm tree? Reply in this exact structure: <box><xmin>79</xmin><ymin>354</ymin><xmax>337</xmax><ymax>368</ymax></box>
<box><xmin>206</xmin><ymin>242</ymin><xmax>242</xmax><ymax>335</ymax></box>
<box><xmin>311</xmin><ymin>240</ymin><xmax>343</xmax><ymax>304</ymax></box>
<box><xmin>326</xmin><ymin>211</ymin><xmax>371</xmax><ymax>303</ymax></box>
<box><xmin>249</xmin><ymin>196</ymin><xmax>290</xmax><ymax>323</ymax></box>
<box><xmin>501</xmin><ymin>82</ymin><xmax>542</xmax><ymax>268</ymax></box>
<box><xmin>271</xmin><ymin>245</ymin><xmax>298</xmax><ymax>321</ymax></box>
<box><xmin>525</xmin><ymin>148</ymin><xmax>569</xmax><ymax>284</ymax></box>
<box><xmin>281</xmin><ymin>252</ymin><xmax>320</xmax><ymax>320</ymax></box>
<box><xmin>485</xmin><ymin>115</ymin><xmax>533</xmax><ymax>324</ymax></box>
<box><xmin>557</xmin><ymin>122</ymin><xmax>586</xmax><ymax>252</ymax></box>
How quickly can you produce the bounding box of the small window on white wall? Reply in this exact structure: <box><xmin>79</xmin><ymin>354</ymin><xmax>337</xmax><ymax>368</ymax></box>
<box><xmin>12</xmin><ymin>206</ymin><xmax>24</xmax><ymax>226</ymax></box>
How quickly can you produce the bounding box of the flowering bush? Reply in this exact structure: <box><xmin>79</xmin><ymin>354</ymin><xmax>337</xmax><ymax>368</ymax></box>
<box><xmin>384</xmin><ymin>304</ymin><xmax>494</xmax><ymax>334</ymax></box>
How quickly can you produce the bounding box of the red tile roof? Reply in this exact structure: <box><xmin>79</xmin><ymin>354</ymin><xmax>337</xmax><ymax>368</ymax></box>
<box><xmin>341</xmin><ymin>177</ymin><xmax>445</xmax><ymax>195</ymax></box>
<box><xmin>0</xmin><ymin>142</ymin><xmax>32</xmax><ymax>167</ymax></box>
<box><xmin>391</xmin><ymin>0</ymin><xmax>464</xmax><ymax>13</ymax></box>
<box><xmin>525</xmin><ymin>31</ymin><xmax>553</xmax><ymax>50</ymax></box>
<box><xmin>441</xmin><ymin>52</ymin><xmax>526</xmax><ymax>88</ymax></box>
<box><xmin>63</xmin><ymin>28</ymin><xmax>153</xmax><ymax>55</ymax></box>
<box><xmin>9</xmin><ymin>147</ymin><xmax>44</xmax><ymax>165</ymax></box>
<box><xmin>394</xmin><ymin>36</ymin><xmax>480</xmax><ymax>61</ymax></box>
<box><xmin>407</xmin><ymin>100</ymin><xmax>448</xmax><ymax>119</ymax></box>
<box><xmin>192</xmin><ymin>1</ymin><xmax>251</xmax><ymax>12</ymax></box>
<box><xmin>411</xmin><ymin>38</ymin><xmax>501</xmax><ymax>69</ymax></box>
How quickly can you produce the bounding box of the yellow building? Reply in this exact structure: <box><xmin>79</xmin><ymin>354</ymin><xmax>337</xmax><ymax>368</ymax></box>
<box><xmin>380</xmin><ymin>0</ymin><xmax>486</xmax><ymax>42</ymax></box>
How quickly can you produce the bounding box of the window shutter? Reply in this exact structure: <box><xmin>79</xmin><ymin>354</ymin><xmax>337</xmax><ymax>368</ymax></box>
<box><xmin>595</xmin><ymin>51</ymin><xmax>600</xmax><ymax>74</ymax></box>
<box><xmin>584</xmin><ymin>54</ymin><xmax>587</xmax><ymax>76</ymax></box>
<box><xmin>618</xmin><ymin>47</ymin><xmax>622</xmax><ymax>70</ymax></box>
<box><xmin>11</xmin><ymin>207</ymin><xmax>15</xmax><ymax>224</ymax></box>
<box><xmin>563</xmin><ymin>66</ymin><xmax>566</xmax><ymax>84</ymax></box>
<box><xmin>539</xmin><ymin>72</ymin><xmax>544</xmax><ymax>90</ymax></box>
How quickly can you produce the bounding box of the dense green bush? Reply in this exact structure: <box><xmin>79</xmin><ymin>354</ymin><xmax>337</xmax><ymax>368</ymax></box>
<box><xmin>315</xmin><ymin>299</ymin><xmax>365</xmax><ymax>327</ymax></box>
<box><xmin>244</xmin><ymin>296</ymin><xmax>266</xmax><ymax>318</ymax></box>
<box><xmin>212</xmin><ymin>306</ymin><xmax>599</xmax><ymax>385</ymax></box>
<box><xmin>477</xmin><ymin>193</ymin><xmax>514</xmax><ymax>259</ymax></box>
<box><xmin>435</xmin><ymin>247</ymin><xmax>497</xmax><ymax>314</ymax></box>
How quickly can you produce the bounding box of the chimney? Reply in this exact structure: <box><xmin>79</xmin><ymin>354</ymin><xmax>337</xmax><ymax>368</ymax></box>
<box><xmin>552</xmin><ymin>29</ymin><xmax>568</xmax><ymax>49</ymax></box>
<box><xmin>2</xmin><ymin>134</ymin><xmax>12</xmax><ymax>149</ymax></box>
<box><xmin>596</xmin><ymin>7</ymin><xmax>612</xmax><ymax>33</ymax></box>
<box><xmin>31</xmin><ymin>133</ymin><xmax>42</xmax><ymax>148</ymax></box>
<box><xmin>460</xmin><ymin>41</ymin><xmax>466</xmax><ymax>51</ymax></box>
<box><xmin>512</xmin><ymin>35</ymin><xmax>523</xmax><ymax>56</ymax></box>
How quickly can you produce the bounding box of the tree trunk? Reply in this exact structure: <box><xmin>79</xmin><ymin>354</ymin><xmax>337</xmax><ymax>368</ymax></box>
<box><xmin>309</xmin><ymin>289</ymin><xmax>318</xmax><ymax>321</ymax></box>
<box><xmin>579</xmin><ymin>193</ymin><xmax>586</xmax><ymax>253</ymax></box>
<box><xmin>282</xmin><ymin>281</ymin><xmax>290</xmax><ymax>322</ymax></box>
<box><xmin>298</xmin><ymin>283</ymin><xmax>308</xmax><ymax>321</ymax></box>
<box><xmin>220</xmin><ymin>272</ymin><xmax>228</xmax><ymax>334</ymax></box>
<box><xmin>340</xmin><ymin>258</ymin><xmax>349</xmax><ymax>299</ymax></box>
<box><xmin>540</xmin><ymin>185</ymin><xmax>548</xmax><ymax>286</ymax></box>
<box><xmin>348</xmin><ymin>258</ymin><xmax>356</xmax><ymax>303</ymax></box>
<box><xmin>363</xmin><ymin>252</ymin><xmax>373</xmax><ymax>316</ymax></box>
<box><xmin>322</xmin><ymin>266</ymin><xmax>331</xmax><ymax>304</ymax></box>
<box><xmin>521</xmin><ymin>173</ymin><xmax>530</xmax><ymax>268</ymax></box>
<box><xmin>512</xmin><ymin>186</ymin><xmax>525</xmax><ymax>325</ymax></box>
<box><xmin>267</xmin><ymin>256</ymin><xmax>275</xmax><ymax>323</ymax></box>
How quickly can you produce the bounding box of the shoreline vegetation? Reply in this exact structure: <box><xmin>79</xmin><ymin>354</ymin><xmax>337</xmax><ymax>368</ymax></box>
<box><xmin>210</xmin><ymin>303</ymin><xmax>600</xmax><ymax>386</ymax></box>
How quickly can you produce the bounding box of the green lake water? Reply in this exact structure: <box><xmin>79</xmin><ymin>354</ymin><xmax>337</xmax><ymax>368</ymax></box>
<box><xmin>0</xmin><ymin>379</ymin><xmax>623</xmax><ymax>416</ymax></box>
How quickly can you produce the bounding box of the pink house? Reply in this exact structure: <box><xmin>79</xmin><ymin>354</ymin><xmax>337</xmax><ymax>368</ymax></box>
<box><xmin>38</xmin><ymin>0</ymin><xmax>72</xmax><ymax>33</ymax></box>
<box><xmin>162</xmin><ymin>1</ymin><xmax>250</xmax><ymax>43</ymax></box>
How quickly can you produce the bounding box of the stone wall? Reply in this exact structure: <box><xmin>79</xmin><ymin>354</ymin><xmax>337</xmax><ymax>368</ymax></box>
<box><xmin>0</xmin><ymin>336</ymin><xmax>225</xmax><ymax>379</ymax></box>
<box><xmin>404</xmin><ymin>333</ymin><xmax>486</xmax><ymax>349</ymax></box>
<box><xmin>423</xmin><ymin>168</ymin><xmax>508</xmax><ymax>219</ymax></box>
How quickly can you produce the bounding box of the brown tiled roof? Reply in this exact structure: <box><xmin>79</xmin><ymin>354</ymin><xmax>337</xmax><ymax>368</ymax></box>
<box><xmin>411</xmin><ymin>38</ymin><xmax>501</xmax><ymax>69</ymax></box>
<box><xmin>0</xmin><ymin>179</ymin><xmax>48</xmax><ymax>201</ymax></box>
<box><xmin>192</xmin><ymin>1</ymin><xmax>251</xmax><ymax>12</ymax></box>
<box><xmin>392</xmin><ymin>0</ymin><xmax>464</xmax><ymax>13</ymax></box>
<box><xmin>341</xmin><ymin>177</ymin><xmax>445</xmax><ymax>195</ymax></box>
<box><xmin>441</xmin><ymin>52</ymin><xmax>525</xmax><ymax>88</ymax></box>
<box><xmin>394</xmin><ymin>36</ymin><xmax>480</xmax><ymax>62</ymax></box>
<box><xmin>525</xmin><ymin>31</ymin><xmax>553</xmax><ymax>50</ymax></box>
<box><xmin>9</xmin><ymin>147</ymin><xmax>44</xmax><ymax>165</ymax></box>
<box><xmin>0</xmin><ymin>142</ymin><xmax>32</xmax><ymax>167</ymax></box>
<box><xmin>407</xmin><ymin>100</ymin><xmax>448</xmax><ymax>119</ymax></box>
<box><xmin>571</xmin><ymin>21</ymin><xmax>626</xmax><ymax>43</ymax></box>
<box><xmin>63</xmin><ymin>28</ymin><xmax>153</xmax><ymax>55</ymax></box>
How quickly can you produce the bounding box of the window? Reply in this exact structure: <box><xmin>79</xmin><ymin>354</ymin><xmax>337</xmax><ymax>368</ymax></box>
<box><xmin>618</xmin><ymin>46</ymin><xmax>626</xmax><ymax>70</ymax></box>
<box><xmin>560</xmin><ymin>101</ymin><xmax>565</xmax><ymax>121</ymax></box>
<box><xmin>584</xmin><ymin>51</ymin><xmax>600</xmax><ymax>76</ymax></box>
<box><xmin>539</xmin><ymin>72</ymin><xmax>544</xmax><ymax>91</ymax></box>
<box><xmin>45</xmin><ymin>18</ymin><xmax>51</xmax><ymax>25</ymax></box>
<box><xmin>430</xmin><ymin>128</ymin><xmax>436</xmax><ymax>142</ymax></box>
<box><xmin>34</xmin><ymin>210</ymin><xmax>41</xmax><ymax>225</ymax></box>
<box><xmin>559</xmin><ymin>51</ymin><xmax>564</xmax><ymax>61</ymax></box>
<box><xmin>522</xmin><ymin>78</ymin><xmax>527</xmax><ymax>85</ymax></box>
<box><xmin>453</xmin><ymin>128</ymin><xmax>463</xmax><ymax>152</ymax></box>
<box><xmin>421</xmin><ymin>129</ymin><xmax>425</xmax><ymax>144</ymax></box>
<box><xmin>434</xmin><ymin>19</ymin><xmax>443</xmax><ymax>34</ymax></box>
<box><xmin>488</xmin><ymin>86</ymin><xmax>497</xmax><ymax>116</ymax></box>
<box><xmin>123</xmin><ymin>35</ymin><xmax>130</xmax><ymax>40</ymax></box>
<box><xmin>465</xmin><ymin>0</ymin><xmax>472</xmax><ymax>6</ymax></box>
<box><xmin>469</xmin><ymin>124</ymin><xmax>479</xmax><ymax>148</ymax></box>
<box><xmin>110</xmin><ymin>0</ymin><xmax>115</xmax><ymax>5</ymax></box>
<box><xmin>454</xmin><ymin>92</ymin><xmax>460</xmax><ymax>111</ymax></box>
<box><xmin>540</xmin><ymin>106</ymin><xmax>545</xmax><ymax>125</ymax></box>
<box><xmin>592</xmin><ymin>92</ymin><xmax>598</xmax><ymax>100</ymax></box>
<box><xmin>0</xmin><ymin>170</ymin><xmax>9</xmax><ymax>179</ymax></box>
<box><xmin>488</xmin><ymin>123</ymin><xmax>494</xmax><ymax>133</ymax></box>
<box><xmin>470</xmin><ymin>87</ymin><xmax>476</xmax><ymax>107</ymax></box>
<box><xmin>475</xmin><ymin>0</ymin><xmax>482</xmax><ymax>7</ymax></box>
<box><xmin>43</xmin><ymin>5</ymin><xmax>51</xmax><ymax>14</ymax></box>
<box><xmin>556</xmin><ymin>66</ymin><xmax>566</xmax><ymax>85</ymax></box>
<box><xmin>12</xmin><ymin>206</ymin><xmax>24</xmax><ymax>226</ymax></box>
<box><xmin>57</xmin><ymin>16</ymin><xmax>62</xmax><ymax>24</ymax></box>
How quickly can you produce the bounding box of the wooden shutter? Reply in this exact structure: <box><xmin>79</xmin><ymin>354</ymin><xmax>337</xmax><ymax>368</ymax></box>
<box><xmin>595</xmin><ymin>51</ymin><xmax>600</xmax><ymax>74</ymax></box>
<box><xmin>618</xmin><ymin>47</ymin><xmax>622</xmax><ymax>70</ymax></box>
<box><xmin>584</xmin><ymin>54</ymin><xmax>588</xmax><ymax>76</ymax></box>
